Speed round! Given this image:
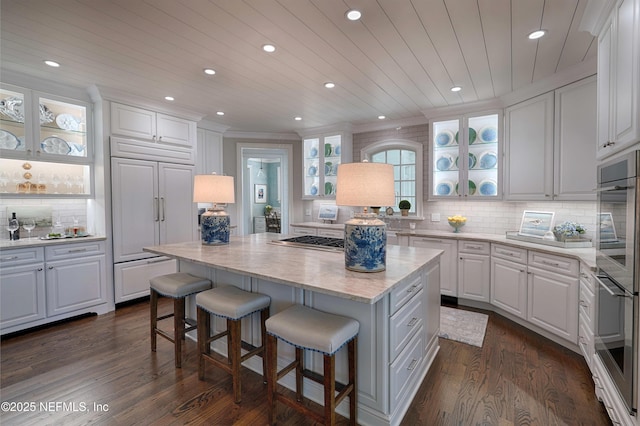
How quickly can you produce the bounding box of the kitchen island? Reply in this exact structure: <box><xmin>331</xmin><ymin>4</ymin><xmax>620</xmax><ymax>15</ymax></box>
<box><xmin>144</xmin><ymin>233</ymin><xmax>442</xmax><ymax>426</ymax></box>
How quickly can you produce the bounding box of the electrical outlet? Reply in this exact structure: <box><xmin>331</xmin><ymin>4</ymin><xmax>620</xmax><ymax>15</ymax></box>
<box><xmin>431</xmin><ymin>213</ymin><xmax>440</xmax><ymax>222</ymax></box>
<box><xmin>305</xmin><ymin>209</ymin><xmax>311</xmax><ymax>216</ymax></box>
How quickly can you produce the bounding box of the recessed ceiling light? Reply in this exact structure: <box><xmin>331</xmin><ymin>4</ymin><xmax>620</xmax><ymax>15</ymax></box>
<box><xmin>450</xmin><ymin>86</ymin><xmax>462</xmax><ymax>92</ymax></box>
<box><xmin>164</xmin><ymin>96</ymin><xmax>174</xmax><ymax>101</ymax></box>
<box><xmin>378</xmin><ymin>115</ymin><xmax>386</xmax><ymax>120</ymax></box>
<box><xmin>44</xmin><ymin>60</ymin><xmax>60</xmax><ymax>68</ymax></box>
<box><xmin>216</xmin><ymin>111</ymin><xmax>225</xmax><ymax>116</ymax></box>
<box><xmin>294</xmin><ymin>116</ymin><xmax>302</xmax><ymax>121</ymax></box>
<box><xmin>346</xmin><ymin>10</ymin><xmax>362</xmax><ymax>21</ymax></box>
<box><xmin>528</xmin><ymin>30</ymin><xmax>546</xmax><ymax>40</ymax></box>
<box><xmin>324</xmin><ymin>82</ymin><xmax>336</xmax><ymax>89</ymax></box>
<box><xmin>262</xmin><ymin>44</ymin><xmax>276</xmax><ymax>53</ymax></box>
<box><xmin>203</xmin><ymin>68</ymin><xmax>216</xmax><ymax>75</ymax></box>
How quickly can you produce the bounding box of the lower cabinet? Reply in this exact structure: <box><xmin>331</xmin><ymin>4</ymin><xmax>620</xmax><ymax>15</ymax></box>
<box><xmin>578</xmin><ymin>263</ymin><xmax>596</xmax><ymax>372</ymax></box>
<box><xmin>114</xmin><ymin>257</ymin><xmax>177</xmax><ymax>303</ymax></box>
<box><xmin>491</xmin><ymin>256</ymin><xmax>528</xmax><ymax>319</ymax></box>
<box><xmin>409</xmin><ymin>236</ymin><xmax>458</xmax><ymax>296</ymax></box>
<box><xmin>1</xmin><ymin>241</ymin><xmax>109</xmax><ymax>335</ymax></box>
<box><xmin>458</xmin><ymin>241</ymin><xmax>490</xmax><ymax>302</ymax></box>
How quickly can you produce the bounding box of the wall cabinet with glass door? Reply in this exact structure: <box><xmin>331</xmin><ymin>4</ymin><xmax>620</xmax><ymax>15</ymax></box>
<box><xmin>0</xmin><ymin>83</ymin><xmax>92</xmax><ymax>197</ymax></box>
<box><xmin>430</xmin><ymin>112</ymin><xmax>501</xmax><ymax>200</ymax></box>
<box><xmin>302</xmin><ymin>133</ymin><xmax>352</xmax><ymax>199</ymax></box>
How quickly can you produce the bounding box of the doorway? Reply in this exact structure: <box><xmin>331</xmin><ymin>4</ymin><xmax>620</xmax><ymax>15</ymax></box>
<box><xmin>238</xmin><ymin>145</ymin><xmax>292</xmax><ymax>235</ymax></box>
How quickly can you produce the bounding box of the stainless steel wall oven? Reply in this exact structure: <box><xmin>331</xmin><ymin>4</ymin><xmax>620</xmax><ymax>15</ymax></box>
<box><xmin>595</xmin><ymin>149</ymin><xmax>640</xmax><ymax>415</ymax></box>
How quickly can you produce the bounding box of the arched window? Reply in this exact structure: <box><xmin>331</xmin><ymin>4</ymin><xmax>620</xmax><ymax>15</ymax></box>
<box><xmin>361</xmin><ymin>140</ymin><xmax>423</xmax><ymax>217</ymax></box>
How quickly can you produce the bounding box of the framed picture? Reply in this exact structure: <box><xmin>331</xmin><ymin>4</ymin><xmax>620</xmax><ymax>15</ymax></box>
<box><xmin>598</xmin><ymin>212</ymin><xmax>618</xmax><ymax>242</ymax></box>
<box><xmin>318</xmin><ymin>204</ymin><xmax>339</xmax><ymax>221</ymax></box>
<box><xmin>254</xmin><ymin>184</ymin><xmax>267</xmax><ymax>204</ymax></box>
<box><xmin>518</xmin><ymin>210</ymin><xmax>555</xmax><ymax>238</ymax></box>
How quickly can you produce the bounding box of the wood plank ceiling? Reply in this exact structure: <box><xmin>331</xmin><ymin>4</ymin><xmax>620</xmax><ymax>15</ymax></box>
<box><xmin>0</xmin><ymin>0</ymin><xmax>596</xmax><ymax>133</ymax></box>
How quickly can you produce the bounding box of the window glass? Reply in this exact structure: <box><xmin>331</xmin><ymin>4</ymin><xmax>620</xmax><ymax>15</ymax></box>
<box><xmin>370</xmin><ymin>146</ymin><xmax>418</xmax><ymax>214</ymax></box>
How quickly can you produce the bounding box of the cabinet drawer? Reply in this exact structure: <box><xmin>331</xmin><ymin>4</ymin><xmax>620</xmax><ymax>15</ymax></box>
<box><xmin>390</xmin><ymin>332</ymin><xmax>424</xmax><ymax>411</ymax></box>
<box><xmin>580</xmin><ymin>264</ymin><xmax>596</xmax><ymax>293</ymax></box>
<box><xmin>578</xmin><ymin>320</ymin><xmax>594</xmax><ymax>371</ymax></box>
<box><xmin>317</xmin><ymin>228</ymin><xmax>343</xmax><ymax>238</ymax></box>
<box><xmin>290</xmin><ymin>226</ymin><xmax>316</xmax><ymax>236</ymax></box>
<box><xmin>390</xmin><ymin>290</ymin><xmax>423</xmax><ymax>360</ymax></box>
<box><xmin>579</xmin><ymin>280</ymin><xmax>595</xmax><ymax>331</ymax></box>
<box><xmin>458</xmin><ymin>240</ymin><xmax>490</xmax><ymax>255</ymax></box>
<box><xmin>528</xmin><ymin>251</ymin><xmax>579</xmax><ymax>276</ymax></box>
<box><xmin>492</xmin><ymin>244</ymin><xmax>527</xmax><ymax>264</ymax></box>
<box><xmin>0</xmin><ymin>247</ymin><xmax>44</xmax><ymax>267</ymax></box>
<box><xmin>45</xmin><ymin>241</ymin><xmax>105</xmax><ymax>261</ymax></box>
<box><xmin>389</xmin><ymin>272</ymin><xmax>423</xmax><ymax>315</ymax></box>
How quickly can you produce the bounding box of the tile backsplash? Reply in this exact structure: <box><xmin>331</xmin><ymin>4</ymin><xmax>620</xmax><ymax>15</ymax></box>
<box><xmin>0</xmin><ymin>198</ymin><xmax>88</xmax><ymax>239</ymax></box>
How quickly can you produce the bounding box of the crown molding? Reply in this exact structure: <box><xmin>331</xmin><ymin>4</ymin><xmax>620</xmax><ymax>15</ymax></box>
<box><xmin>351</xmin><ymin>115</ymin><xmax>428</xmax><ymax>134</ymax></box>
<box><xmin>198</xmin><ymin>119</ymin><xmax>231</xmax><ymax>133</ymax></box>
<box><xmin>296</xmin><ymin>122</ymin><xmax>353</xmax><ymax>138</ymax></box>
<box><xmin>579</xmin><ymin>0</ymin><xmax>616</xmax><ymax>36</ymax></box>
<box><xmin>224</xmin><ymin>131</ymin><xmax>300</xmax><ymax>141</ymax></box>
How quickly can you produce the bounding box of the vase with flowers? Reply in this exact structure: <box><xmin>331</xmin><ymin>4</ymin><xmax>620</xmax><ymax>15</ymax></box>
<box><xmin>553</xmin><ymin>221</ymin><xmax>586</xmax><ymax>241</ymax></box>
<box><xmin>447</xmin><ymin>215</ymin><xmax>467</xmax><ymax>233</ymax></box>
<box><xmin>264</xmin><ymin>205</ymin><xmax>273</xmax><ymax>216</ymax></box>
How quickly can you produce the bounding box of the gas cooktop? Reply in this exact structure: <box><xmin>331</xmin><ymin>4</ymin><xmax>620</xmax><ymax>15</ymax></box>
<box><xmin>270</xmin><ymin>235</ymin><xmax>344</xmax><ymax>252</ymax></box>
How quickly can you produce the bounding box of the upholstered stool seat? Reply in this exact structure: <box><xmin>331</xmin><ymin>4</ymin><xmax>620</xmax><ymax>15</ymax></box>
<box><xmin>265</xmin><ymin>304</ymin><xmax>359</xmax><ymax>425</ymax></box>
<box><xmin>196</xmin><ymin>286</ymin><xmax>271</xmax><ymax>403</ymax></box>
<box><xmin>150</xmin><ymin>272</ymin><xmax>212</xmax><ymax>368</ymax></box>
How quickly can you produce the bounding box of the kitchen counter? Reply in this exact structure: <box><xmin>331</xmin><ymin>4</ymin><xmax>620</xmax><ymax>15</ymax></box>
<box><xmin>144</xmin><ymin>232</ymin><xmax>442</xmax><ymax>304</ymax></box>
<box><xmin>290</xmin><ymin>221</ymin><xmax>344</xmax><ymax>230</ymax></box>
<box><xmin>394</xmin><ymin>229</ymin><xmax>596</xmax><ymax>269</ymax></box>
<box><xmin>0</xmin><ymin>235</ymin><xmax>107</xmax><ymax>250</ymax></box>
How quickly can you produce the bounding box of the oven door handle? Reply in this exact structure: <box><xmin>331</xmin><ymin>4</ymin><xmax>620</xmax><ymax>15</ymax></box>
<box><xmin>597</xmin><ymin>275</ymin><xmax>633</xmax><ymax>298</ymax></box>
<box><xmin>596</xmin><ymin>185</ymin><xmax>633</xmax><ymax>192</ymax></box>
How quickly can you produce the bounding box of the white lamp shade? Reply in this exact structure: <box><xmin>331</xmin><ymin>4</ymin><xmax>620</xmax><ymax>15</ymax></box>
<box><xmin>193</xmin><ymin>174</ymin><xmax>235</xmax><ymax>204</ymax></box>
<box><xmin>336</xmin><ymin>162</ymin><xmax>395</xmax><ymax>207</ymax></box>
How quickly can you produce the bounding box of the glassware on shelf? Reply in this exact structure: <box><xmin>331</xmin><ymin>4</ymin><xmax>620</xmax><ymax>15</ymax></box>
<box><xmin>22</xmin><ymin>218</ymin><xmax>35</xmax><ymax>239</ymax></box>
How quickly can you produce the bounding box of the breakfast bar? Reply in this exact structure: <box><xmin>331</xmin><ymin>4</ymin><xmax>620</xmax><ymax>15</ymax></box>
<box><xmin>144</xmin><ymin>233</ymin><xmax>442</xmax><ymax>426</ymax></box>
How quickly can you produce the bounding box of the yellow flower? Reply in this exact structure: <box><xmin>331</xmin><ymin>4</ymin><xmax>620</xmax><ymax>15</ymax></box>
<box><xmin>447</xmin><ymin>215</ymin><xmax>467</xmax><ymax>225</ymax></box>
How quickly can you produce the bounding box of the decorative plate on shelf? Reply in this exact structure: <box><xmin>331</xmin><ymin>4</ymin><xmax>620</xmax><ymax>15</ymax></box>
<box><xmin>478</xmin><ymin>179</ymin><xmax>498</xmax><ymax>196</ymax></box>
<box><xmin>436</xmin><ymin>154</ymin><xmax>454</xmax><ymax>171</ymax></box>
<box><xmin>310</xmin><ymin>184</ymin><xmax>318</xmax><ymax>196</ymax></box>
<box><xmin>435</xmin><ymin>180</ymin><xmax>455</xmax><ymax>196</ymax></box>
<box><xmin>478</xmin><ymin>151</ymin><xmax>498</xmax><ymax>169</ymax></box>
<box><xmin>455</xmin><ymin>128</ymin><xmax>477</xmax><ymax>144</ymax></box>
<box><xmin>309</xmin><ymin>146</ymin><xmax>318</xmax><ymax>158</ymax></box>
<box><xmin>435</xmin><ymin>130</ymin><xmax>455</xmax><ymax>147</ymax></box>
<box><xmin>456</xmin><ymin>152</ymin><xmax>477</xmax><ymax>169</ymax></box>
<box><xmin>0</xmin><ymin>129</ymin><xmax>21</xmax><ymax>150</ymax></box>
<box><xmin>39</xmin><ymin>104</ymin><xmax>55</xmax><ymax>124</ymax></box>
<box><xmin>41</xmin><ymin>136</ymin><xmax>71</xmax><ymax>155</ymax></box>
<box><xmin>325</xmin><ymin>161</ymin><xmax>333</xmax><ymax>175</ymax></box>
<box><xmin>308</xmin><ymin>165</ymin><xmax>317</xmax><ymax>176</ymax></box>
<box><xmin>478</xmin><ymin>126</ymin><xmax>498</xmax><ymax>143</ymax></box>
<box><xmin>56</xmin><ymin>113</ymin><xmax>81</xmax><ymax>131</ymax></box>
<box><xmin>456</xmin><ymin>180</ymin><xmax>476</xmax><ymax>195</ymax></box>
<box><xmin>334</xmin><ymin>145</ymin><xmax>341</xmax><ymax>156</ymax></box>
<box><xmin>325</xmin><ymin>181</ymin><xmax>334</xmax><ymax>195</ymax></box>
<box><xmin>324</xmin><ymin>143</ymin><xmax>332</xmax><ymax>157</ymax></box>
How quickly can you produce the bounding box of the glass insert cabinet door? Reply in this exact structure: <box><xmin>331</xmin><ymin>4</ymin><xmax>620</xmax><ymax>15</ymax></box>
<box><xmin>431</xmin><ymin>112</ymin><xmax>500</xmax><ymax>199</ymax></box>
<box><xmin>303</xmin><ymin>134</ymin><xmax>342</xmax><ymax>198</ymax></box>
<box><xmin>0</xmin><ymin>84</ymin><xmax>88</xmax><ymax>159</ymax></box>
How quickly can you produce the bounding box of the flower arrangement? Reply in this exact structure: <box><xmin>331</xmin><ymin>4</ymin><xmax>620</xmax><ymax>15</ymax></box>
<box><xmin>553</xmin><ymin>221</ymin><xmax>586</xmax><ymax>240</ymax></box>
<box><xmin>447</xmin><ymin>215</ymin><xmax>467</xmax><ymax>233</ymax></box>
<box><xmin>264</xmin><ymin>205</ymin><xmax>273</xmax><ymax>216</ymax></box>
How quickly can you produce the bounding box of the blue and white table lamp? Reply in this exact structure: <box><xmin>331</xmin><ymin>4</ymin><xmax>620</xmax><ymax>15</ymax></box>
<box><xmin>336</xmin><ymin>162</ymin><xmax>396</xmax><ymax>272</ymax></box>
<box><xmin>193</xmin><ymin>173</ymin><xmax>235</xmax><ymax>245</ymax></box>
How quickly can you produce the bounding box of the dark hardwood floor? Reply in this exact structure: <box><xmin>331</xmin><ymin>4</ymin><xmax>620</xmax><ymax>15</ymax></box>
<box><xmin>0</xmin><ymin>299</ymin><xmax>612</xmax><ymax>425</ymax></box>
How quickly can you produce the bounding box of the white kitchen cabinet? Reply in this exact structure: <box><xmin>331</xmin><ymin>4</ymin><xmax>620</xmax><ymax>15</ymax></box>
<box><xmin>302</xmin><ymin>132</ymin><xmax>352</xmax><ymax>199</ymax></box>
<box><xmin>430</xmin><ymin>112</ymin><xmax>501</xmax><ymax>199</ymax></box>
<box><xmin>491</xmin><ymin>256</ymin><xmax>527</xmax><ymax>320</ymax></box>
<box><xmin>253</xmin><ymin>216</ymin><xmax>266</xmax><ymax>233</ymax></box>
<box><xmin>597</xmin><ymin>0</ymin><xmax>640</xmax><ymax>159</ymax></box>
<box><xmin>317</xmin><ymin>228</ymin><xmax>343</xmax><ymax>238</ymax></box>
<box><xmin>578</xmin><ymin>264</ymin><xmax>596</xmax><ymax>372</ymax></box>
<box><xmin>111</xmin><ymin>158</ymin><xmax>196</xmax><ymax>303</ymax></box>
<box><xmin>0</xmin><ymin>247</ymin><xmax>45</xmax><ymax>331</ymax></box>
<box><xmin>44</xmin><ymin>242</ymin><xmax>107</xmax><ymax>317</ymax></box>
<box><xmin>196</xmin><ymin>128</ymin><xmax>223</xmax><ymax>175</ymax></box>
<box><xmin>111</xmin><ymin>102</ymin><xmax>196</xmax><ymax>147</ymax></box>
<box><xmin>114</xmin><ymin>257</ymin><xmax>177</xmax><ymax>303</ymax></box>
<box><xmin>553</xmin><ymin>77</ymin><xmax>597</xmax><ymax>200</ymax></box>
<box><xmin>409</xmin><ymin>236</ymin><xmax>457</xmax><ymax>296</ymax></box>
<box><xmin>458</xmin><ymin>240</ymin><xmax>490</xmax><ymax>302</ymax></box>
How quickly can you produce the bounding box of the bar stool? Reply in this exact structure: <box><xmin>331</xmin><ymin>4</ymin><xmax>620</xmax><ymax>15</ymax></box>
<box><xmin>196</xmin><ymin>285</ymin><xmax>271</xmax><ymax>403</ymax></box>
<box><xmin>150</xmin><ymin>272</ymin><xmax>212</xmax><ymax>368</ymax></box>
<box><xmin>265</xmin><ymin>304</ymin><xmax>359</xmax><ymax>425</ymax></box>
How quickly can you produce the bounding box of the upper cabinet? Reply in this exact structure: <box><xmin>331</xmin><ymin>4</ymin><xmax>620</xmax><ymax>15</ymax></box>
<box><xmin>430</xmin><ymin>112</ymin><xmax>501</xmax><ymax>200</ymax></box>
<box><xmin>110</xmin><ymin>102</ymin><xmax>197</xmax><ymax>164</ymax></box>
<box><xmin>504</xmin><ymin>76</ymin><xmax>597</xmax><ymax>201</ymax></box>
<box><xmin>302</xmin><ymin>132</ymin><xmax>352</xmax><ymax>199</ymax></box>
<box><xmin>0</xmin><ymin>83</ymin><xmax>90</xmax><ymax>162</ymax></box>
<box><xmin>597</xmin><ymin>0</ymin><xmax>640</xmax><ymax>159</ymax></box>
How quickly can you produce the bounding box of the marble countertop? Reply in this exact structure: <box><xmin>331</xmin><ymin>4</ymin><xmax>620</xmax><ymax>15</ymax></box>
<box><xmin>144</xmin><ymin>233</ymin><xmax>443</xmax><ymax>304</ymax></box>
<box><xmin>395</xmin><ymin>229</ymin><xmax>596</xmax><ymax>269</ymax></box>
<box><xmin>290</xmin><ymin>221</ymin><xmax>345</xmax><ymax>230</ymax></box>
<box><xmin>0</xmin><ymin>235</ymin><xmax>107</xmax><ymax>250</ymax></box>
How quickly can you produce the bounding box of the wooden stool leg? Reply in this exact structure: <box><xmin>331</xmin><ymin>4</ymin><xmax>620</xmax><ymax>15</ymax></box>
<box><xmin>198</xmin><ymin>306</ymin><xmax>210</xmax><ymax>380</ymax></box>
<box><xmin>174</xmin><ymin>298</ymin><xmax>185</xmax><ymax>368</ymax></box>
<box><xmin>260</xmin><ymin>308</ymin><xmax>269</xmax><ymax>384</ymax></box>
<box><xmin>150</xmin><ymin>289</ymin><xmax>158</xmax><ymax>352</ymax></box>
<box><xmin>229</xmin><ymin>318</ymin><xmax>242</xmax><ymax>403</ymax></box>
<box><xmin>295</xmin><ymin>347</ymin><xmax>304</xmax><ymax>402</ymax></box>
<box><xmin>349</xmin><ymin>337</ymin><xmax>357</xmax><ymax>425</ymax></box>
<box><xmin>324</xmin><ymin>353</ymin><xmax>336</xmax><ymax>426</ymax></box>
<box><xmin>266</xmin><ymin>334</ymin><xmax>277</xmax><ymax>426</ymax></box>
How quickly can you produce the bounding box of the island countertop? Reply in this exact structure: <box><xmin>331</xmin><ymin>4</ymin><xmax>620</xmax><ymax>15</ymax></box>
<box><xmin>144</xmin><ymin>233</ymin><xmax>442</xmax><ymax>304</ymax></box>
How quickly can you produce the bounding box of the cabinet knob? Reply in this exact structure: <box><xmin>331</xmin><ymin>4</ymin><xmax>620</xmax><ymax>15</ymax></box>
<box><xmin>48</xmin><ymin>266</ymin><xmax>54</xmax><ymax>269</ymax></box>
<box><xmin>37</xmin><ymin>267</ymin><xmax>43</xmax><ymax>271</ymax></box>
<box><xmin>158</xmin><ymin>136</ymin><xmax>162</xmax><ymax>141</ymax></box>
